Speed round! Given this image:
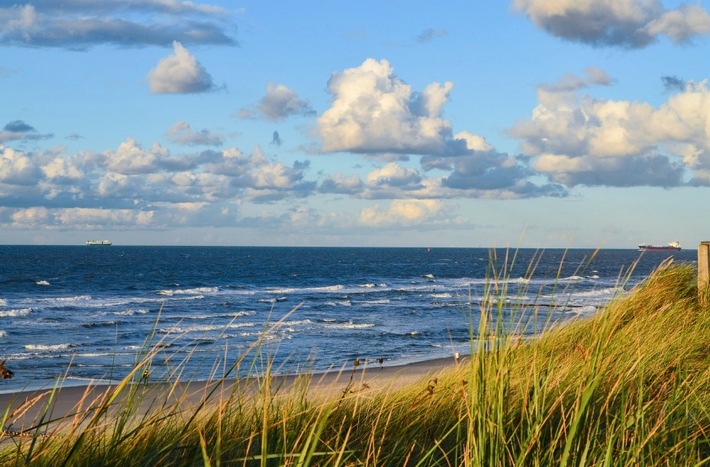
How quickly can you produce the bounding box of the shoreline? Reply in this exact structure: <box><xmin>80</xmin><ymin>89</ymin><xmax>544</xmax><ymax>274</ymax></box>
<box><xmin>1</xmin><ymin>354</ymin><xmax>464</xmax><ymax>436</ymax></box>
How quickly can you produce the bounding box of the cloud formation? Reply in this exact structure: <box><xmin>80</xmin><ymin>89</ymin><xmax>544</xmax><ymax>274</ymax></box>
<box><xmin>148</xmin><ymin>42</ymin><xmax>215</xmax><ymax>94</ymax></box>
<box><xmin>318</xmin><ymin>58</ymin><xmax>458</xmax><ymax>155</ymax></box>
<box><xmin>0</xmin><ymin>120</ymin><xmax>53</xmax><ymax>143</ymax></box>
<box><xmin>509</xmin><ymin>73</ymin><xmax>710</xmax><ymax>187</ymax></box>
<box><xmin>513</xmin><ymin>0</ymin><xmax>710</xmax><ymax>48</ymax></box>
<box><xmin>0</xmin><ymin>1</ymin><xmax>234</xmax><ymax>49</ymax></box>
<box><xmin>358</xmin><ymin>199</ymin><xmax>443</xmax><ymax>227</ymax></box>
<box><xmin>255</xmin><ymin>84</ymin><xmax>315</xmax><ymax>121</ymax></box>
<box><xmin>166</xmin><ymin>121</ymin><xmax>224</xmax><ymax>146</ymax></box>
<box><xmin>0</xmin><ymin>139</ymin><xmax>315</xmax><ymax>230</ymax></box>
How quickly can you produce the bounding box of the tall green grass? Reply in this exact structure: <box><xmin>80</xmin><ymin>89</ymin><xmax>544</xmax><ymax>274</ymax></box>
<box><xmin>1</xmin><ymin>260</ymin><xmax>708</xmax><ymax>465</ymax></box>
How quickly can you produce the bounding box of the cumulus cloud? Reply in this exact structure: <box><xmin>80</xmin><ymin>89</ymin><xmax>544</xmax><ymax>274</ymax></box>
<box><xmin>513</xmin><ymin>0</ymin><xmax>710</xmax><ymax>48</ymax></box>
<box><xmin>148</xmin><ymin>41</ymin><xmax>215</xmax><ymax>94</ymax></box>
<box><xmin>318</xmin><ymin>58</ymin><xmax>458</xmax><ymax>155</ymax></box>
<box><xmin>166</xmin><ymin>121</ymin><xmax>224</xmax><ymax>146</ymax></box>
<box><xmin>0</xmin><ymin>139</ymin><xmax>320</xmax><ymax>231</ymax></box>
<box><xmin>248</xmin><ymin>84</ymin><xmax>316</xmax><ymax>121</ymax></box>
<box><xmin>0</xmin><ymin>145</ymin><xmax>42</xmax><ymax>184</ymax></box>
<box><xmin>318</xmin><ymin>173</ymin><xmax>364</xmax><ymax>195</ymax></box>
<box><xmin>358</xmin><ymin>199</ymin><xmax>443</xmax><ymax>227</ymax></box>
<box><xmin>0</xmin><ymin>1</ymin><xmax>234</xmax><ymax>49</ymax></box>
<box><xmin>509</xmin><ymin>77</ymin><xmax>710</xmax><ymax>187</ymax></box>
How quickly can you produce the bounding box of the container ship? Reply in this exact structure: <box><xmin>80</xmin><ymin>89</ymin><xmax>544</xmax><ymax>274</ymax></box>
<box><xmin>85</xmin><ymin>240</ymin><xmax>112</xmax><ymax>246</ymax></box>
<box><xmin>638</xmin><ymin>241</ymin><xmax>681</xmax><ymax>252</ymax></box>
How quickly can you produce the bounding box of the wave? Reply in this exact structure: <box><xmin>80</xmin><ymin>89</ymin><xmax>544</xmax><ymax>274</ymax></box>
<box><xmin>430</xmin><ymin>293</ymin><xmax>452</xmax><ymax>299</ymax></box>
<box><xmin>0</xmin><ymin>308</ymin><xmax>31</xmax><ymax>317</ymax></box>
<box><xmin>24</xmin><ymin>343</ymin><xmax>74</xmax><ymax>351</ymax></box>
<box><xmin>156</xmin><ymin>287</ymin><xmax>219</xmax><ymax>296</ymax></box>
<box><xmin>159</xmin><ymin>322</ymin><xmax>258</xmax><ymax>335</ymax></box>
<box><xmin>112</xmin><ymin>308</ymin><xmax>150</xmax><ymax>316</ymax></box>
<box><xmin>323</xmin><ymin>300</ymin><xmax>352</xmax><ymax>307</ymax></box>
<box><xmin>323</xmin><ymin>321</ymin><xmax>376</xmax><ymax>330</ymax></box>
<box><xmin>35</xmin><ymin>280</ymin><xmax>50</xmax><ymax>286</ymax></box>
<box><xmin>82</xmin><ymin>321</ymin><xmax>119</xmax><ymax>329</ymax></box>
<box><xmin>266</xmin><ymin>284</ymin><xmax>345</xmax><ymax>295</ymax></box>
<box><xmin>0</xmin><ymin>330</ymin><xmax>6</xmax><ymax>337</ymax></box>
<box><xmin>360</xmin><ymin>299</ymin><xmax>391</xmax><ymax>306</ymax></box>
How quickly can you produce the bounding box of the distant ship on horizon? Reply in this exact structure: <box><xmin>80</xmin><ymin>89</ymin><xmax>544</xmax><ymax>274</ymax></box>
<box><xmin>85</xmin><ymin>240</ymin><xmax>112</xmax><ymax>246</ymax></box>
<box><xmin>638</xmin><ymin>241</ymin><xmax>681</xmax><ymax>252</ymax></box>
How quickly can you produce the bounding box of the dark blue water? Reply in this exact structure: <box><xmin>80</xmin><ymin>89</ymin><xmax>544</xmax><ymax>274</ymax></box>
<box><xmin>0</xmin><ymin>246</ymin><xmax>696</xmax><ymax>392</ymax></box>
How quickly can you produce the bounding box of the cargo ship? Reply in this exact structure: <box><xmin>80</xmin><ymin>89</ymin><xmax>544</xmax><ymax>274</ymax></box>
<box><xmin>638</xmin><ymin>241</ymin><xmax>680</xmax><ymax>252</ymax></box>
<box><xmin>85</xmin><ymin>240</ymin><xmax>112</xmax><ymax>246</ymax></box>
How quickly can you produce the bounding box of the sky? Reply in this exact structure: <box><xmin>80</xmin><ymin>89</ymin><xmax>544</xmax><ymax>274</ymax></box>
<box><xmin>1</xmin><ymin>0</ymin><xmax>710</xmax><ymax>248</ymax></box>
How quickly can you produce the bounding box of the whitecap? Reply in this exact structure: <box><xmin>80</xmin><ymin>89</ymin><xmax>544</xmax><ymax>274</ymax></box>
<box><xmin>0</xmin><ymin>330</ymin><xmax>6</xmax><ymax>337</ymax></box>
<box><xmin>156</xmin><ymin>287</ymin><xmax>218</xmax><ymax>296</ymax></box>
<box><xmin>35</xmin><ymin>280</ymin><xmax>50</xmax><ymax>286</ymax></box>
<box><xmin>0</xmin><ymin>308</ymin><xmax>31</xmax><ymax>317</ymax></box>
<box><xmin>360</xmin><ymin>299</ymin><xmax>391</xmax><ymax>307</ymax></box>
<box><xmin>24</xmin><ymin>343</ymin><xmax>72</xmax><ymax>351</ymax></box>
<box><xmin>323</xmin><ymin>322</ymin><xmax>375</xmax><ymax>330</ymax></box>
<box><xmin>112</xmin><ymin>308</ymin><xmax>149</xmax><ymax>316</ymax></box>
<box><xmin>267</xmin><ymin>284</ymin><xmax>344</xmax><ymax>295</ymax></box>
<box><xmin>431</xmin><ymin>293</ymin><xmax>452</xmax><ymax>299</ymax></box>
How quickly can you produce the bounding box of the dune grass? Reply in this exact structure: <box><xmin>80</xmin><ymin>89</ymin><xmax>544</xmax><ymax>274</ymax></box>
<box><xmin>1</xmin><ymin>260</ymin><xmax>709</xmax><ymax>465</ymax></box>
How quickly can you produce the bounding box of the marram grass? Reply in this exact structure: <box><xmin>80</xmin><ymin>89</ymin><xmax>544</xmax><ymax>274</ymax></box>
<box><xmin>1</xmin><ymin>261</ymin><xmax>708</xmax><ymax>466</ymax></box>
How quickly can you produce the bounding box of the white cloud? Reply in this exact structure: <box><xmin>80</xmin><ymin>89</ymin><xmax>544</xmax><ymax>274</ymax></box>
<box><xmin>148</xmin><ymin>42</ymin><xmax>215</xmax><ymax>94</ymax></box>
<box><xmin>366</xmin><ymin>162</ymin><xmax>422</xmax><ymax>187</ymax></box>
<box><xmin>513</xmin><ymin>0</ymin><xmax>710</xmax><ymax>48</ymax></box>
<box><xmin>104</xmin><ymin>138</ymin><xmax>165</xmax><ymax>174</ymax></box>
<box><xmin>0</xmin><ymin>145</ymin><xmax>41</xmax><ymax>184</ymax></box>
<box><xmin>644</xmin><ymin>4</ymin><xmax>710</xmax><ymax>43</ymax></box>
<box><xmin>41</xmin><ymin>157</ymin><xmax>83</xmax><ymax>182</ymax></box>
<box><xmin>166</xmin><ymin>121</ymin><xmax>224</xmax><ymax>146</ymax></box>
<box><xmin>254</xmin><ymin>83</ymin><xmax>315</xmax><ymax>121</ymax></box>
<box><xmin>358</xmin><ymin>199</ymin><xmax>443</xmax><ymax>227</ymax></box>
<box><xmin>318</xmin><ymin>58</ymin><xmax>456</xmax><ymax>155</ymax></box>
<box><xmin>510</xmin><ymin>79</ymin><xmax>710</xmax><ymax>186</ymax></box>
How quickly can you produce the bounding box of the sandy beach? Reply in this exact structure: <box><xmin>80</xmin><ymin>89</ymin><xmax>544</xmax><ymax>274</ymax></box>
<box><xmin>1</xmin><ymin>356</ymin><xmax>463</xmax><ymax>438</ymax></box>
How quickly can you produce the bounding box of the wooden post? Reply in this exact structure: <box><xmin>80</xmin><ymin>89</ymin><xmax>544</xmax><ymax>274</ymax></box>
<box><xmin>699</xmin><ymin>241</ymin><xmax>710</xmax><ymax>305</ymax></box>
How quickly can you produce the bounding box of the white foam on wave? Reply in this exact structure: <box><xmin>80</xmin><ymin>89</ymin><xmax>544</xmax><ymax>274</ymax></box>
<box><xmin>0</xmin><ymin>308</ymin><xmax>31</xmax><ymax>317</ymax></box>
<box><xmin>25</xmin><ymin>343</ymin><xmax>72</xmax><ymax>351</ymax></box>
<box><xmin>35</xmin><ymin>280</ymin><xmax>50</xmax><ymax>286</ymax></box>
<box><xmin>112</xmin><ymin>308</ymin><xmax>150</xmax><ymax>316</ymax></box>
<box><xmin>323</xmin><ymin>321</ymin><xmax>375</xmax><ymax>330</ymax></box>
<box><xmin>0</xmin><ymin>299</ymin><xmax>6</xmax><ymax>306</ymax></box>
<box><xmin>157</xmin><ymin>287</ymin><xmax>218</xmax><ymax>296</ymax></box>
<box><xmin>159</xmin><ymin>322</ymin><xmax>257</xmax><ymax>334</ymax></box>
<box><xmin>0</xmin><ymin>330</ymin><xmax>6</xmax><ymax>337</ymax></box>
<box><xmin>360</xmin><ymin>299</ymin><xmax>391</xmax><ymax>306</ymax></box>
<box><xmin>266</xmin><ymin>284</ymin><xmax>344</xmax><ymax>295</ymax></box>
<box><xmin>324</xmin><ymin>300</ymin><xmax>352</xmax><ymax>307</ymax></box>
<box><xmin>430</xmin><ymin>293</ymin><xmax>452</xmax><ymax>299</ymax></box>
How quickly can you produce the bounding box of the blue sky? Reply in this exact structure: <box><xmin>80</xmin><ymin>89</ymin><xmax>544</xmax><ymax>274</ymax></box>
<box><xmin>1</xmin><ymin>0</ymin><xmax>710</xmax><ymax>248</ymax></box>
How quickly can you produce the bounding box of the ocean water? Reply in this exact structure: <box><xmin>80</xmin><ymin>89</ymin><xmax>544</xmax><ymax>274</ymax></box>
<box><xmin>0</xmin><ymin>246</ymin><xmax>695</xmax><ymax>393</ymax></box>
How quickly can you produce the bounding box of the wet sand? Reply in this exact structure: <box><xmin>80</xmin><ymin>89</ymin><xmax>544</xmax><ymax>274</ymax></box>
<box><xmin>1</xmin><ymin>356</ymin><xmax>464</xmax><ymax>437</ymax></box>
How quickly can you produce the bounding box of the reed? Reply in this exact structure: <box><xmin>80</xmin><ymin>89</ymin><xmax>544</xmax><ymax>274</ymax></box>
<box><xmin>1</xmin><ymin>257</ymin><xmax>708</xmax><ymax>465</ymax></box>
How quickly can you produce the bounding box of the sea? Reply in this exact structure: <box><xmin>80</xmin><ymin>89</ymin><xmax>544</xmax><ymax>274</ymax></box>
<box><xmin>0</xmin><ymin>246</ymin><xmax>696</xmax><ymax>393</ymax></box>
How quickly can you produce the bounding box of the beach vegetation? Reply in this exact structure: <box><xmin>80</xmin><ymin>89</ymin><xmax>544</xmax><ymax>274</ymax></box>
<box><xmin>0</xmin><ymin>259</ymin><xmax>708</xmax><ymax>465</ymax></box>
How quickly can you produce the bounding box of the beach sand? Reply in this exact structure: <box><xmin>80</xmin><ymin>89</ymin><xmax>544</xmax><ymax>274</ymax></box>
<box><xmin>1</xmin><ymin>356</ymin><xmax>464</xmax><ymax>438</ymax></box>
